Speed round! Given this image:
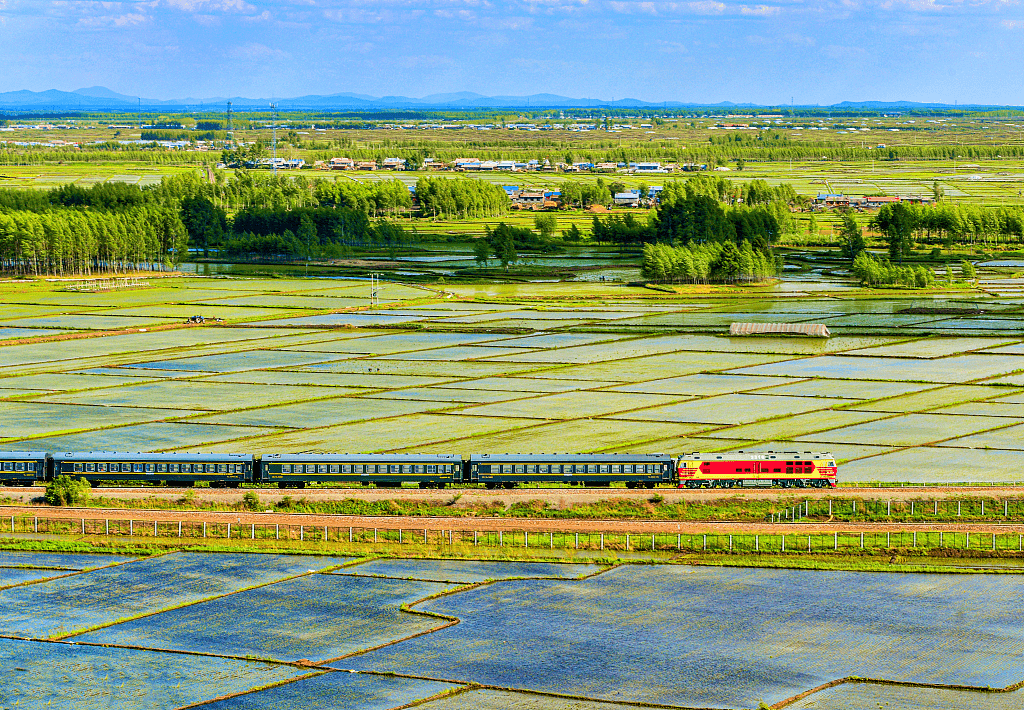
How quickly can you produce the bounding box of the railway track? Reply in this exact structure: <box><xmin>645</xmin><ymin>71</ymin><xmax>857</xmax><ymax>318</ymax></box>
<box><xmin>5</xmin><ymin>484</ymin><xmax>1024</xmax><ymax>506</ymax></box>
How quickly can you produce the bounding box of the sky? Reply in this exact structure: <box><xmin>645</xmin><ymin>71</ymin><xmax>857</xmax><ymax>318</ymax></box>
<box><xmin>2</xmin><ymin>0</ymin><xmax>1024</xmax><ymax>105</ymax></box>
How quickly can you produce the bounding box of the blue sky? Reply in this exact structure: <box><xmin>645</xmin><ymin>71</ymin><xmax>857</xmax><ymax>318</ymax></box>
<box><xmin>3</xmin><ymin>0</ymin><xmax>1024</xmax><ymax>104</ymax></box>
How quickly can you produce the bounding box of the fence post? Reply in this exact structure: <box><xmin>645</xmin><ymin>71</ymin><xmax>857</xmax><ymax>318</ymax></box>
<box><xmin>499</xmin><ymin>531</ymin><xmax>503</xmax><ymax>547</ymax></box>
<box><xmin>860</xmin><ymin>532</ymin><xmax>864</xmax><ymax>549</ymax></box>
<box><xmin>300</xmin><ymin>525</ymin><xmax>303</xmax><ymax>541</ymax></box>
<box><xmin>81</xmin><ymin>518</ymin><xmax>85</xmax><ymax>534</ymax></box>
<box><xmin>966</xmin><ymin>532</ymin><xmax>970</xmax><ymax>549</ymax></box>
<box><xmin>130</xmin><ymin>520</ymin><xmax>133</xmax><ymax>536</ymax></box>
<box><xmin>625</xmin><ymin>534</ymin><xmax>629</xmax><ymax>551</ymax></box>
<box><xmin>375</xmin><ymin>529</ymin><xmax>378</xmax><ymax>544</ymax></box>
<box><xmin>105</xmin><ymin>519</ymin><xmax>109</xmax><ymax>536</ymax></box>
<box><xmin>34</xmin><ymin>517</ymin><xmax>37</xmax><ymax>533</ymax></box>
<box><xmin>275</xmin><ymin>524</ymin><xmax>279</xmax><ymax>540</ymax></box>
<box><xmin>887</xmin><ymin>500</ymin><xmax>891</xmax><ymax>516</ymax></box>
<box><xmin>424</xmin><ymin>529</ymin><xmax>427</xmax><ymax>544</ymax></box>
<box><xmin>729</xmin><ymin>534</ymin><xmax>733</xmax><ymax>552</ymax></box>
<box><xmin>993</xmin><ymin>534</ymin><xmax>997</xmax><ymax>551</ymax></box>
<box><xmin>887</xmin><ymin>532</ymin><xmax>890</xmax><ymax>548</ymax></box>
<box><xmin>913</xmin><ymin>532</ymin><xmax>917</xmax><ymax>548</ymax></box>
<box><xmin>958</xmin><ymin>501</ymin><xmax>961</xmax><ymax>517</ymax></box>
<box><xmin>178</xmin><ymin>521</ymin><xmax>182</xmax><ymax>538</ymax></box>
<box><xmin>525</xmin><ymin>531</ymin><xmax>529</xmax><ymax>549</ymax></box>
<box><xmin>600</xmin><ymin>533</ymin><xmax>604</xmax><ymax>550</ymax></box>
<box><xmin>475</xmin><ymin>531</ymin><xmax>478</xmax><ymax>546</ymax></box>
<box><xmin>934</xmin><ymin>500</ymin><xmax>938</xmax><ymax>515</ymax></box>
<box><xmin>834</xmin><ymin>531</ymin><xmax>838</xmax><ymax>550</ymax></box>
<box><xmin>982</xmin><ymin>500</ymin><xmax>985</xmax><ymax>516</ymax></box>
<box><xmin>829</xmin><ymin>500</ymin><xmax>832</xmax><ymax>516</ymax></box>
<box><xmin>399</xmin><ymin>529</ymin><xmax>402</xmax><ymax>544</ymax></box>
<box><xmin>1005</xmin><ymin>500</ymin><xmax>1009</xmax><ymax>517</ymax></box>
<box><xmin>252</xmin><ymin>524</ymin><xmax>255</xmax><ymax>540</ymax></box>
<box><xmin>781</xmin><ymin>535</ymin><xmax>785</xmax><ymax>552</ymax></box>
<box><xmin>703</xmin><ymin>534</ymin><xmax>706</xmax><ymax>551</ymax></box>
<box><xmin>203</xmin><ymin>522</ymin><xmax>207</xmax><ymax>538</ymax></box>
<box><xmin>324</xmin><ymin>526</ymin><xmax>327</xmax><ymax>542</ymax></box>
<box><xmin>652</xmin><ymin>534</ymin><xmax>655</xmax><ymax>551</ymax></box>
<box><xmin>808</xmin><ymin>535</ymin><xmax>811</xmax><ymax>552</ymax></box>
<box><xmin>574</xmin><ymin>532</ymin><xmax>578</xmax><ymax>549</ymax></box>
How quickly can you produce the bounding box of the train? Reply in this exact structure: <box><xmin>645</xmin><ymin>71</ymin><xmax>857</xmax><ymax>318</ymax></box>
<box><xmin>0</xmin><ymin>450</ymin><xmax>838</xmax><ymax>489</ymax></box>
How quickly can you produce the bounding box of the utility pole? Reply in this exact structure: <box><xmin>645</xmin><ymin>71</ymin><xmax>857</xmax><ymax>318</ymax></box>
<box><xmin>369</xmin><ymin>273</ymin><xmax>383</xmax><ymax>306</ymax></box>
<box><xmin>270</xmin><ymin>103</ymin><xmax>278</xmax><ymax>175</ymax></box>
<box><xmin>226</xmin><ymin>101</ymin><xmax>233</xmax><ymax>145</ymax></box>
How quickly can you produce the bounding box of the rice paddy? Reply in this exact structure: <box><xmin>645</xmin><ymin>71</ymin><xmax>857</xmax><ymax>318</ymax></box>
<box><xmin>4</xmin><ymin>551</ymin><xmax>1024</xmax><ymax>708</ymax></box>
<box><xmin>0</xmin><ymin>275</ymin><xmax>1019</xmax><ymax>482</ymax></box>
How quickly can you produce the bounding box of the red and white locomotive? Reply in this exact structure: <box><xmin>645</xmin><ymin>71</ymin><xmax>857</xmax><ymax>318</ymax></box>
<box><xmin>676</xmin><ymin>451</ymin><xmax>837</xmax><ymax>489</ymax></box>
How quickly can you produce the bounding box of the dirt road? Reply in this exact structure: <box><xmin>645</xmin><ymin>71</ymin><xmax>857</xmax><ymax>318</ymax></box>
<box><xmin>5</xmin><ymin>505</ymin><xmax>1024</xmax><ymax>536</ymax></box>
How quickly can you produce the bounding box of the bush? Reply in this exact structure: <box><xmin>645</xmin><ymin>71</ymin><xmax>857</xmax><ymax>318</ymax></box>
<box><xmin>242</xmin><ymin>491</ymin><xmax>260</xmax><ymax>511</ymax></box>
<box><xmin>44</xmin><ymin>475</ymin><xmax>90</xmax><ymax>506</ymax></box>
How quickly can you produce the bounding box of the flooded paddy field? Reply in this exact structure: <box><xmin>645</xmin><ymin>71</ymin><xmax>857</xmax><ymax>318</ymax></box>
<box><xmin>4</xmin><ymin>552</ymin><xmax>1024</xmax><ymax>709</ymax></box>
<box><xmin>0</xmin><ymin>276</ymin><xmax>1021</xmax><ymax>483</ymax></box>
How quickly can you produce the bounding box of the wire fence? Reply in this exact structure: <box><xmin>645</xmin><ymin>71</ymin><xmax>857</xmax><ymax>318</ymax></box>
<box><xmin>5</xmin><ymin>515</ymin><xmax>1024</xmax><ymax>554</ymax></box>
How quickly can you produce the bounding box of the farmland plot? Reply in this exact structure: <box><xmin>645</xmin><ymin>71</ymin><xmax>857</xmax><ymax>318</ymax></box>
<box><xmin>0</xmin><ymin>552</ymin><xmax>134</xmax><ymax>569</ymax></box>
<box><xmin>0</xmin><ymin>637</ymin><xmax>304</xmax><ymax>710</ymax></box>
<box><xmin>77</xmin><ymin>574</ymin><xmax>456</xmax><ymax>663</ymax></box>
<box><xmin>348</xmin><ymin>566</ymin><xmax>1024</xmax><ymax>709</ymax></box>
<box><xmin>200</xmin><ymin>671</ymin><xmax>458</xmax><ymax>710</ymax></box>
<box><xmin>238</xmin><ymin>412</ymin><xmax>539</xmax><ymax>453</ymax></box>
<box><xmin>788</xmin><ymin>681</ymin><xmax>1024</xmax><ymax>710</ymax></box>
<box><xmin>414</xmin><ymin>688</ymin><xmax>645</xmax><ymax>710</ymax></box>
<box><xmin>0</xmin><ymin>568</ymin><xmax>75</xmax><ymax>588</ymax></box>
<box><xmin>0</xmin><ymin>552</ymin><xmax>344</xmax><ymax>638</ymax></box>
<box><xmin>14</xmin><ymin>421</ymin><xmax>281</xmax><ymax>453</ymax></box>
<box><xmin>340</xmin><ymin>559</ymin><xmax>603</xmax><ymax>583</ymax></box>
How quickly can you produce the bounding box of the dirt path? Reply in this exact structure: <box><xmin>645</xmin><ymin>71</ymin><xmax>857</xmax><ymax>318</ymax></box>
<box><xmin>6</xmin><ymin>505</ymin><xmax>1024</xmax><ymax>535</ymax></box>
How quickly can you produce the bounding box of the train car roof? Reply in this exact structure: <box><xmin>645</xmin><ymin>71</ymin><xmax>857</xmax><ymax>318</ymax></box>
<box><xmin>469</xmin><ymin>453</ymin><xmax>671</xmax><ymax>462</ymax></box>
<box><xmin>677</xmin><ymin>451</ymin><xmax>834</xmax><ymax>461</ymax></box>
<box><xmin>53</xmin><ymin>452</ymin><xmax>253</xmax><ymax>461</ymax></box>
<box><xmin>0</xmin><ymin>451</ymin><xmax>49</xmax><ymax>459</ymax></box>
<box><xmin>261</xmin><ymin>453</ymin><xmax>461</xmax><ymax>461</ymax></box>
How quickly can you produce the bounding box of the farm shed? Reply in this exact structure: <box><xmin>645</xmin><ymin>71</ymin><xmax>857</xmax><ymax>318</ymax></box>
<box><xmin>730</xmin><ymin>322</ymin><xmax>831</xmax><ymax>337</ymax></box>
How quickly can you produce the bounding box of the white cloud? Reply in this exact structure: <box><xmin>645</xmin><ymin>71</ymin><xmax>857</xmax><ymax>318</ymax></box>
<box><xmin>162</xmin><ymin>0</ymin><xmax>255</xmax><ymax>11</ymax></box>
<box><xmin>688</xmin><ymin>0</ymin><xmax>726</xmax><ymax>13</ymax></box>
<box><xmin>740</xmin><ymin>4</ymin><xmax>780</xmax><ymax>14</ymax></box>
<box><xmin>229</xmin><ymin>41</ymin><xmax>290</xmax><ymax>60</ymax></box>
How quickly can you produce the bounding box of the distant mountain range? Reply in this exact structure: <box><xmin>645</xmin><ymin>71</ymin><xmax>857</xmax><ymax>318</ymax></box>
<box><xmin>0</xmin><ymin>87</ymin><xmax>1011</xmax><ymax>112</ymax></box>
